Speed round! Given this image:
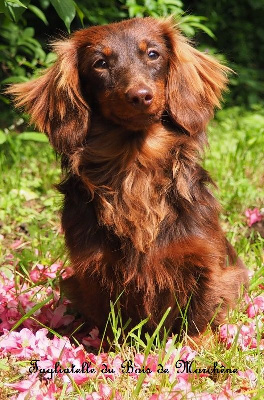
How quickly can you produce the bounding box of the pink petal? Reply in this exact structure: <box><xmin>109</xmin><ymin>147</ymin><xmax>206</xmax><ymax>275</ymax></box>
<box><xmin>49</xmin><ymin>304</ymin><xmax>66</xmax><ymax>328</ymax></box>
<box><xmin>247</xmin><ymin>304</ymin><xmax>258</xmax><ymax>318</ymax></box>
<box><xmin>7</xmin><ymin>373</ymin><xmax>38</xmax><ymax>392</ymax></box>
<box><xmin>253</xmin><ymin>295</ymin><xmax>264</xmax><ymax>309</ymax></box>
<box><xmin>180</xmin><ymin>346</ymin><xmax>196</xmax><ymax>361</ymax></box>
<box><xmin>245</xmin><ymin>208</ymin><xmax>263</xmax><ymax>227</ymax></box>
<box><xmin>238</xmin><ymin>368</ymin><xmax>256</xmax><ymax>383</ymax></box>
<box><xmin>83</xmin><ymin>328</ymin><xmax>102</xmax><ymax>349</ymax></box>
<box><xmin>7</xmin><ymin>380</ymin><xmax>33</xmax><ymax>391</ymax></box>
<box><xmin>99</xmin><ymin>383</ymin><xmax>112</xmax><ymax>397</ymax></box>
<box><xmin>10</xmin><ymin>239</ymin><xmax>23</xmax><ymax>249</ymax></box>
<box><xmin>61</xmin><ymin>267</ymin><xmax>74</xmax><ymax>279</ymax></box>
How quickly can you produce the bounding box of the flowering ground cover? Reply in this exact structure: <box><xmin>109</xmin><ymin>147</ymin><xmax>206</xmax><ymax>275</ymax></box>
<box><xmin>0</xmin><ymin>107</ymin><xmax>264</xmax><ymax>399</ymax></box>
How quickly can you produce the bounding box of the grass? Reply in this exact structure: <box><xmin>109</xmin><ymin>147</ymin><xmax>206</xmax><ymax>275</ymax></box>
<box><xmin>0</xmin><ymin>127</ymin><xmax>64</xmax><ymax>268</ymax></box>
<box><xmin>0</xmin><ymin>106</ymin><xmax>264</xmax><ymax>399</ymax></box>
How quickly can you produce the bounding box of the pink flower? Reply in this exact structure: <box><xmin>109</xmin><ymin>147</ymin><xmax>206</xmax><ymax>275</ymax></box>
<box><xmin>10</xmin><ymin>239</ymin><xmax>24</xmax><ymax>249</ymax></box>
<box><xmin>112</xmin><ymin>355</ymin><xmax>123</xmax><ymax>376</ymax></box>
<box><xmin>34</xmin><ymin>329</ymin><xmax>51</xmax><ymax>357</ymax></box>
<box><xmin>220</xmin><ymin>322</ymin><xmax>258</xmax><ymax>350</ymax></box>
<box><xmin>99</xmin><ymin>384</ymin><xmax>112</xmax><ymax>397</ymax></box>
<box><xmin>83</xmin><ymin>395</ymin><xmax>103</xmax><ymax>400</ymax></box>
<box><xmin>0</xmin><ymin>328</ymin><xmax>36</xmax><ymax>358</ymax></box>
<box><xmin>7</xmin><ymin>373</ymin><xmax>40</xmax><ymax>400</ymax></box>
<box><xmin>179</xmin><ymin>346</ymin><xmax>196</xmax><ymax>361</ymax></box>
<box><xmin>80</xmin><ymin>385</ymin><xmax>120</xmax><ymax>400</ymax></box>
<box><xmin>245</xmin><ymin>208</ymin><xmax>263</xmax><ymax>227</ymax></box>
<box><xmin>165</xmin><ymin>337</ymin><xmax>175</xmax><ymax>352</ymax></box>
<box><xmin>36</xmin><ymin>382</ymin><xmax>58</xmax><ymax>400</ymax></box>
<box><xmin>238</xmin><ymin>368</ymin><xmax>257</xmax><ymax>385</ymax></box>
<box><xmin>239</xmin><ymin>323</ymin><xmax>257</xmax><ymax>349</ymax></box>
<box><xmin>217</xmin><ymin>379</ymin><xmax>251</xmax><ymax>400</ymax></box>
<box><xmin>165</xmin><ymin>339</ymin><xmax>196</xmax><ymax>372</ymax></box>
<box><xmin>173</xmin><ymin>375</ymin><xmax>192</xmax><ymax>394</ymax></box>
<box><xmin>61</xmin><ymin>266</ymin><xmax>74</xmax><ymax>280</ymax></box>
<box><xmin>219</xmin><ymin>324</ymin><xmax>238</xmax><ymax>349</ymax></box>
<box><xmin>30</xmin><ymin>262</ymin><xmax>62</xmax><ymax>283</ymax></box>
<box><xmin>7</xmin><ymin>377</ymin><xmax>36</xmax><ymax>391</ymax></box>
<box><xmin>246</xmin><ymin>295</ymin><xmax>264</xmax><ymax>318</ymax></box>
<box><xmin>83</xmin><ymin>327</ymin><xmax>101</xmax><ymax>348</ymax></box>
<box><xmin>132</xmin><ymin>353</ymin><xmax>158</xmax><ymax>381</ymax></box>
<box><xmin>29</xmin><ymin>264</ymin><xmax>44</xmax><ymax>282</ymax></box>
<box><xmin>44</xmin><ymin>304</ymin><xmax>75</xmax><ymax>328</ymax></box>
<box><xmin>0</xmin><ymin>269</ymin><xmax>58</xmax><ymax>332</ymax></box>
<box><xmin>46</xmin><ymin>335</ymin><xmax>73</xmax><ymax>361</ymax></box>
<box><xmin>189</xmin><ymin>394</ymin><xmax>214</xmax><ymax>400</ymax></box>
<box><xmin>47</xmin><ymin>262</ymin><xmax>63</xmax><ymax>277</ymax></box>
<box><xmin>9</xmin><ymin>375</ymin><xmax>59</xmax><ymax>400</ymax></box>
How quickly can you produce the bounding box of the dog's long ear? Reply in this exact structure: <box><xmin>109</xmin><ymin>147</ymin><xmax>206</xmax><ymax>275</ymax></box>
<box><xmin>6</xmin><ymin>40</ymin><xmax>89</xmax><ymax>154</ymax></box>
<box><xmin>160</xmin><ymin>18</ymin><xmax>230</xmax><ymax>136</ymax></box>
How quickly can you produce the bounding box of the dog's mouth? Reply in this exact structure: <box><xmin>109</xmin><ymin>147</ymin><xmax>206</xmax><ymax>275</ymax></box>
<box><xmin>110</xmin><ymin>111</ymin><xmax>162</xmax><ymax>130</ymax></box>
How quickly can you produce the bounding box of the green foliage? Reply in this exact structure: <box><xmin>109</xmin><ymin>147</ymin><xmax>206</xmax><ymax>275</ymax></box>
<box><xmin>0</xmin><ymin>128</ymin><xmax>63</xmax><ymax>267</ymax></box>
<box><xmin>73</xmin><ymin>0</ymin><xmax>126</xmax><ymax>25</ymax></box>
<box><xmin>187</xmin><ymin>0</ymin><xmax>264</xmax><ymax>106</ymax></box>
<box><xmin>125</xmin><ymin>0</ymin><xmax>215</xmax><ymax>37</ymax></box>
<box><xmin>49</xmin><ymin>0</ymin><xmax>76</xmax><ymax>32</ymax></box>
<box><xmin>0</xmin><ymin>0</ymin><xmax>30</xmax><ymax>22</ymax></box>
<box><xmin>0</xmin><ymin>18</ymin><xmax>56</xmax><ymax>84</ymax></box>
<box><xmin>206</xmin><ymin>106</ymin><xmax>264</xmax><ymax>212</ymax></box>
<box><xmin>0</xmin><ymin>130</ymin><xmax>7</xmax><ymax>144</ymax></box>
<box><xmin>1</xmin><ymin>0</ymin><xmax>75</xmax><ymax>29</ymax></box>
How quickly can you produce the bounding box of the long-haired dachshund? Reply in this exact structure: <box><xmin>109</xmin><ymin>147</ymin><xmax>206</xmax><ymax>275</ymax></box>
<box><xmin>7</xmin><ymin>17</ymin><xmax>248</xmax><ymax>338</ymax></box>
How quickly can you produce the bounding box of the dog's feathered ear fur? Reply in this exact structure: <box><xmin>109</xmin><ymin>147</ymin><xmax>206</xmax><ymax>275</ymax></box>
<box><xmin>6</xmin><ymin>40</ymin><xmax>89</xmax><ymax>154</ymax></box>
<box><xmin>160</xmin><ymin>18</ymin><xmax>230</xmax><ymax>135</ymax></box>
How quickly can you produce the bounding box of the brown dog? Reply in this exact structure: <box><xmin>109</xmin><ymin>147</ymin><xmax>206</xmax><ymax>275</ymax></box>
<box><xmin>7</xmin><ymin>17</ymin><xmax>248</xmax><ymax>338</ymax></box>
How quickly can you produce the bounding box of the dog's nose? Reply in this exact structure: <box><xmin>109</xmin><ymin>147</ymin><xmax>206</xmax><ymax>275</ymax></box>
<box><xmin>125</xmin><ymin>86</ymin><xmax>153</xmax><ymax>108</ymax></box>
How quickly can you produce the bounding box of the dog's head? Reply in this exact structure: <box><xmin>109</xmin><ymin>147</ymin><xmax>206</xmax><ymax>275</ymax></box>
<box><xmin>76</xmin><ymin>18</ymin><xmax>169</xmax><ymax>132</ymax></box>
<box><xmin>7</xmin><ymin>17</ymin><xmax>229</xmax><ymax>154</ymax></box>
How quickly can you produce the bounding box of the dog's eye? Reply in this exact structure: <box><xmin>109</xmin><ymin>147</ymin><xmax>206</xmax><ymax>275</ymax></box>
<box><xmin>147</xmin><ymin>50</ymin><xmax>160</xmax><ymax>60</ymax></box>
<box><xmin>93</xmin><ymin>59</ymin><xmax>108</xmax><ymax>69</ymax></box>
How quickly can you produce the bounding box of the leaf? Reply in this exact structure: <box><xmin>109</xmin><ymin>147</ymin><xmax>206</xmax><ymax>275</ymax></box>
<box><xmin>73</xmin><ymin>1</ymin><xmax>84</xmax><ymax>26</ymax></box>
<box><xmin>3</xmin><ymin>0</ymin><xmax>30</xmax><ymax>22</ymax></box>
<box><xmin>164</xmin><ymin>0</ymin><xmax>183</xmax><ymax>6</ymax></box>
<box><xmin>18</xmin><ymin>132</ymin><xmax>49</xmax><ymax>142</ymax></box>
<box><xmin>5</xmin><ymin>0</ymin><xmax>27</xmax><ymax>8</ymax></box>
<box><xmin>21</xmin><ymin>26</ymin><xmax>34</xmax><ymax>38</ymax></box>
<box><xmin>179</xmin><ymin>23</ymin><xmax>195</xmax><ymax>37</ymax></box>
<box><xmin>28</xmin><ymin>4</ymin><xmax>48</xmax><ymax>25</ymax></box>
<box><xmin>45</xmin><ymin>52</ymin><xmax>57</xmax><ymax>65</ymax></box>
<box><xmin>50</xmin><ymin>0</ymin><xmax>76</xmax><ymax>32</ymax></box>
<box><xmin>0</xmin><ymin>130</ymin><xmax>7</xmax><ymax>145</ymax></box>
<box><xmin>1</xmin><ymin>76</ymin><xmax>29</xmax><ymax>84</ymax></box>
<box><xmin>189</xmin><ymin>22</ymin><xmax>215</xmax><ymax>39</ymax></box>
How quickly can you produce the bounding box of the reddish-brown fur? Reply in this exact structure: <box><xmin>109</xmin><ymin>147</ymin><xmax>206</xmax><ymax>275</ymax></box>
<box><xmin>7</xmin><ymin>17</ymin><xmax>248</xmax><ymax>337</ymax></box>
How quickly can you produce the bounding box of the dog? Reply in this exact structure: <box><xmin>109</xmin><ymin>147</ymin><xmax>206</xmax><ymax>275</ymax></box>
<box><xmin>7</xmin><ymin>17</ymin><xmax>248</xmax><ymax>338</ymax></box>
